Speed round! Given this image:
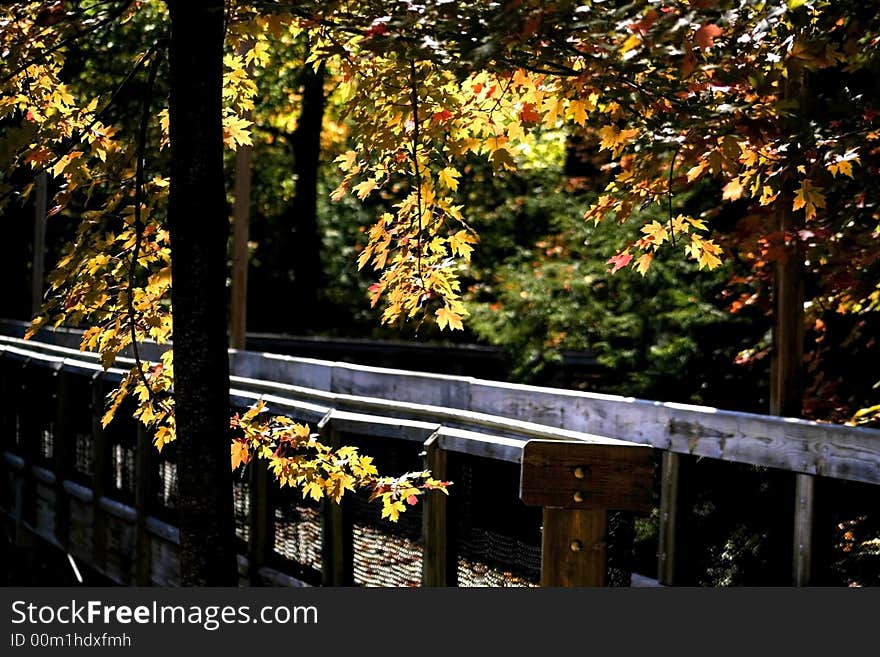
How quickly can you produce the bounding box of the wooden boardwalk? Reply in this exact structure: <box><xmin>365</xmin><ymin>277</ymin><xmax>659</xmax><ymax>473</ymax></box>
<box><xmin>3</xmin><ymin>325</ymin><xmax>880</xmax><ymax>586</ymax></box>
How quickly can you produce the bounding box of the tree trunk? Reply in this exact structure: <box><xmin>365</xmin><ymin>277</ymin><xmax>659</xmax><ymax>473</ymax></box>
<box><xmin>288</xmin><ymin>63</ymin><xmax>326</xmax><ymax>321</ymax></box>
<box><xmin>166</xmin><ymin>0</ymin><xmax>237</xmax><ymax>586</ymax></box>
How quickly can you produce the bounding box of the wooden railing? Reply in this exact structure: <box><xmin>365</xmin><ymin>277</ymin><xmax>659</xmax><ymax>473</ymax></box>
<box><xmin>3</xmin><ymin>327</ymin><xmax>880</xmax><ymax>586</ymax></box>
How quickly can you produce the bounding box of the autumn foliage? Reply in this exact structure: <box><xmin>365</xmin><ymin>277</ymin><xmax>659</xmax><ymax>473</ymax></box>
<box><xmin>2</xmin><ymin>0</ymin><xmax>880</xmax><ymax>522</ymax></box>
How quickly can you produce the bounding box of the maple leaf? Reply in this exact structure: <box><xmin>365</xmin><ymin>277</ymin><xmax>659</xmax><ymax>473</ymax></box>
<box><xmin>231</xmin><ymin>439</ymin><xmax>250</xmax><ymax>470</ymax></box>
<box><xmin>519</xmin><ymin>102</ymin><xmax>541</xmax><ymax>124</ymax></box>
<box><xmin>222</xmin><ymin>115</ymin><xmax>253</xmax><ymax>149</ymax></box>
<box><xmin>489</xmin><ymin>147</ymin><xmax>516</xmax><ymax>171</ymax></box>
<box><xmin>381</xmin><ymin>500</ymin><xmax>406</xmax><ymax>522</ymax></box>
<box><xmin>568</xmin><ymin>98</ymin><xmax>590</xmax><ymax>126</ymax></box>
<box><xmin>448</xmin><ymin>229</ymin><xmax>477</xmax><ymax>259</ymax></box>
<box><xmin>827</xmin><ymin>150</ymin><xmax>858</xmax><ymax>178</ymax></box>
<box><xmin>353</xmin><ymin>178</ymin><xmax>379</xmax><ymax>199</ymax></box>
<box><xmin>792</xmin><ymin>179</ymin><xmax>825</xmax><ymax>220</ymax></box>
<box><xmin>686</xmin><ymin>161</ymin><xmax>708</xmax><ymax>183</ymax></box>
<box><xmin>695</xmin><ymin>23</ymin><xmax>722</xmax><ymax>51</ymax></box>
<box><xmin>607</xmin><ymin>251</ymin><xmax>633</xmax><ymax>274</ymax></box>
<box><xmin>436</xmin><ymin>306</ymin><xmax>464</xmax><ymax>331</ymax></box>
<box><xmin>641</xmin><ymin>221</ymin><xmax>669</xmax><ymax>248</ymax></box>
<box><xmin>635</xmin><ymin>252</ymin><xmax>653</xmax><ymax>276</ymax></box>
<box><xmin>722</xmin><ymin>178</ymin><xmax>744</xmax><ymax>201</ymax></box>
<box><xmin>438</xmin><ymin>167</ymin><xmax>461</xmax><ymax>191</ymax></box>
<box><xmin>597</xmin><ymin>125</ymin><xmax>638</xmax><ymax>155</ymax></box>
<box><xmin>334</xmin><ymin>150</ymin><xmax>358</xmax><ymax>172</ymax></box>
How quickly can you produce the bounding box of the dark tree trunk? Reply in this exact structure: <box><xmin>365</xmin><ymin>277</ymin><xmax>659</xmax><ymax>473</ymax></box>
<box><xmin>166</xmin><ymin>0</ymin><xmax>237</xmax><ymax>586</ymax></box>
<box><xmin>288</xmin><ymin>63</ymin><xmax>327</xmax><ymax>320</ymax></box>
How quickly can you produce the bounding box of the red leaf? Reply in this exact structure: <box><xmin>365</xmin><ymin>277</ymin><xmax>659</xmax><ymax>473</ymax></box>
<box><xmin>432</xmin><ymin>109</ymin><xmax>453</xmax><ymax>124</ymax></box>
<box><xmin>607</xmin><ymin>252</ymin><xmax>633</xmax><ymax>274</ymax></box>
<box><xmin>406</xmin><ymin>495</ymin><xmax>418</xmax><ymax>506</ymax></box>
<box><xmin>695</xmin><ymin>24</ymin><xmax>722</xmax><ymax>51</ymax></box>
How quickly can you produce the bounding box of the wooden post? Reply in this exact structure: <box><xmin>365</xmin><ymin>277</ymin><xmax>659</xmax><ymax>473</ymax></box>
<box><xmin>247</xmin><ymin>454</ymin><xmax>271</xmax><ymax>585</ymax></box>
<box><xmin>421</xmin><ymin>431</ymin><xmax>454</xmax><ymax>586</ymax></box>
<box><xmin>230</xmin><ymin>139</ymin><xmax>252</xmax><ymax>350</ymax></box>
<box><xmin>792</xmin><ymin>473</ymin><xmax>814</xmax><ymax>586</ymax></box>
<box><xmin>320</xmin><ymin>424</ymin><xmax>353</xmax><ymax>586</ymax></box>
<box><xmin>18</xmin><ymin>358</ymin><xmax>38</xmax><ymax>533</ymax></box>
<box><xmin>133</xmin><ymin>424</ymin><xmax>152</xmax><ymax>585</ymax></box>
<box><xmin>541</xmin><ymin>508</ymin><xmax>607</xmax><ymax>587</ymax></box>
<box><xmin>31</xmin><ymin>171</ymin><xmax>48</xmax><ymax>317</ymax></box>
<box><xmin>90</xmin><ymin>372</ymin><xmax>108</xmax><ymax>572</ymax></box>
<box><xmin>657</xmin><ymin>450</ymin><xmax>680</xmax><ymax>585</ymax></box>
<box><xmin>52</xmin><ymin>365</ymin><xmax>71</xmax><ymax>549</ymax></box>
<box><xmin>520</xmin><ymin>440</ymin><xmax>653</xmax><ymax>587</ymax></box>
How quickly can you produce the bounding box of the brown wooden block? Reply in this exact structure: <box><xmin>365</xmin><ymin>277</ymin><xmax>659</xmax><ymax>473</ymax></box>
<box><xmin>520</xmin><ymin>440</ymin><xmax>654</xmax><ymax>511</ymax></box>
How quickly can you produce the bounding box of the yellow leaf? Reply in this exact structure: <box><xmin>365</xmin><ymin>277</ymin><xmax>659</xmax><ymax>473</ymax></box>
<box><xmin>334</xmin><ymin>150</ymin><xmax>358</xmax><ymax>172</ymax></box>
<box><xmin>568</xmin><ymin>98</ymin><xmax>590</xmax><ymax>126</ymax></box>
<box><xmin>619</xmin><ymin>33</ymin><xmax>641</xmax><ymax>55</ymax></box>
<box><xmin>448</xmin><ymin>229</ymin><xmax>477</xmax><ymax>259</ymax></box>
<box><xmin>828</xmin><ymin>160</ymin><xmax>852</xmax><ymax>178</ymax></box>
<box><xmin>722</xmin><ymin>178</ymin><xmax>744</xmax><ymax>201</ymax></box>
<box><xmin>792</xmin><ymin>179</ymin><xmax>825</xmax><ymax>220</ymax></box>
<box><xmin>222</xmin><ymin>115</ymin><xmax>253</xmax><ymax>149</ymax></box>
<box><xmin>381</xmin><ymin>500</ymin><xmax>406</xmax><ymax>522</ymax></box>
<box><xmin>436</xmin><ymin>306</ymin><xmax>464</xmax><ymax>331</ymax></box>
<box><xmin>438</xmin><ymin>167</ymin><xmax>461</xmax><ymax>191</ymax></box>
<box><xmin>686</xmin><ymin>162</ymin><xmax>708</xmax><ymax>183</ymax></box>
<box><xmin>353</xmin><ymin>178</ymin><xmax>378</xmax><ymax>199</ymax></box>
<box><xmin>687</xmin><ymin>217</ymin><xmax>708</xmax><ymax>231</ymax></box>
<box><xmin>640</xmin><ymin>221</ymin><xmax>669</xmax><ymax>248</ymax></box>
<box><xmin>635</xmin><ymin>252</ymin><xmax>653</xmax><ymax>276</ymax></box>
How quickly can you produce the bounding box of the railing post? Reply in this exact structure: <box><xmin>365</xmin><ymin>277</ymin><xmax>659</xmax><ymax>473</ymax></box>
<box><xmin>52</xmin><ymin>364</ymin><xmax>71</xmax><ymax>549</ymax></box>
<box><xmin>90</xmin><ymin>372</ymin><xmax>108</xmax><ymax>572</ymax></box>
<box><xmin>247</xmin><ymin>452</ymin><xmax>271</xmax><ymax>585</ymax></box>
<box><xmin>133</xmin><ymin>424</ymin><xmax>152</xmax><ymax>585</ymax></box>
<box><xmin>793</xmin><ymin>473</ymin><xmax>814</xmax><ymax>586</ymax></box>
<box><xmin>520</xmin><ymin>440</ymin><xmax>653</xmax><ymax>587</ymax></box>
<box><xmin>421</xmin><ymin>430</ymin><xmax>454</xmax><ymax>587</ymax></box>
<box><xmin>657</xmin><ymin>450</ymin><xmax>680</xmax><ymax>585</ymax></box>
<box><xmin>18</xmin><ymin>358</ymin><xmax>38</xmax><ymax>536</ymax></box>
<box><xmin>320</xmin><ymin>420</ymin><xmax>353</xmax><ymax>586</ymax></box>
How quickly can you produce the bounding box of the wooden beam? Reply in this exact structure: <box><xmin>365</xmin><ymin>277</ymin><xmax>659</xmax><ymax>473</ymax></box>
<box><xmin>541</xmin><ymin>508</ymin><xmax>607</xmax><ymax>587</ymax></box>
<box><xmin>10</xmin><ymin>333</ymin><xmax>880</xmax><ymax>487</ymax></box>
<box><xmin>320</xmin><ymin>426</ymin><xmax>353</xmax><ymax>586</ymax></box>
<box><xmin>52</xmin><ymin>365</ymin><xmax>71</xmax><ymax>549</ymax></box>
<box><xmin>792</xmin><ymin>473</ymin><xmax>814</xmax><ymax>586</ymax></box>
<box><xmin>421</xmin><ymin>432</ymin><xmax>453</xmax><ymax>586</ymax></box>
<box><xmin>657</xmin><ymin>450</ymin><xmax>680</xmax><ymax>586</ymax></box>
<box><xmin>520</xmin><ymin>440</ymin><xmax>654</xmax><ymax>587</ymax></box>
<box><xmin>521</xmin><ymin>440</ymin><xmax>653</xmax><ymax>512</ymax></box>
<box><xmin>90</xmin><ymin>372</ymin><xmax>108</xmax><ymax>572</ymax></box>
<box><xmin>133</xmin><ymin>424</ymin><xmax>152</xmax><ymax>585</ymax></box>
<box><xmin>247</xmin><ymin>455</ymin><xmax>271</xmax><ymax>585</ymax></box>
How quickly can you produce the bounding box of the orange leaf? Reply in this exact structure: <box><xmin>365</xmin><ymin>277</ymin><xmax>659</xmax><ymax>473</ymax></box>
<box><xmin>231</xmin><ymin>440</ymin><xmax>250</xmax><ymax>470</ymax></box>
<box><xmin>722</xmin><ymin>178</ymin><xmax>744</xmax><ymax>201</ymax></box>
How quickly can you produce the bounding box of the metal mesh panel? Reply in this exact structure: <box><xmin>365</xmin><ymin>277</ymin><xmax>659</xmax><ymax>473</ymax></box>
<box><xmin>344</xmin><ymin>434</ymin><xmax>424</xmax><ymax>587</ymax></box>
<box><xmin>103</xmin><ymin>400</ymin><xmax>137</xmax><ymax>504</ymax></box>
<box><xmin>66</xmin><ymin>371</ymin><xmax>95</xmax><ymax>484</ymax></box>
<box><xmin>353</xmin><ymin>523</ymin><xmax>421</xmax><ymax>586</ymax></box>
<box><xmin>73</xmin><ymin>430</ymin><xmax>92</xmax><ymax>479</ymax></box>
<box><xmin>271</xmin><ymin>484</ymin><xmax>322</xmax><ymax>584</ymax></box>
<box><xmin>450</xmin><ymin>453</ymin><xmax>542</xmax><ymax>587</ymax></box>
<box><xmin>157</xmin><ymin>460</ymin><xmax>177</xmax><ymax>512</ymax></box>
<box><xmin>234</xmin><ymin>479</ymin><xmax>250</xmax><ymax>545</ymax></box>
<box><xmin>39</xmin><ymin>426</ymin><xmax>54</xmax><ymax>462</ymax></box>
